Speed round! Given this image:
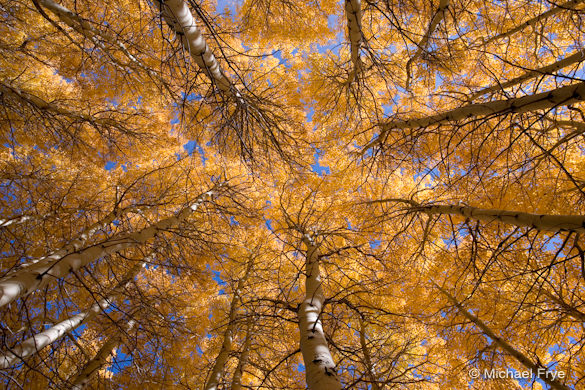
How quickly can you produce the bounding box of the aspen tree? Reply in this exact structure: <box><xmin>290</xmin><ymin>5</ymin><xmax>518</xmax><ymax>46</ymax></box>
<box><xmin>436</xmin><ymin>283</ymin><xmax>571</xmax><ymax>390</ymax></box>
<box><xmin>369</xmin><ymin>198</ymin><xmax>585</xmax><ymax>233</ymax></box>
<box><xmin>0</xmin><ymin>187</ymin><xmax>220</xmax><ymax>307</ymax></box>
<box><xmin>0</xmin><ymin>261</ymin><xmax>143</xmax><ymax>368</ymax></box>
<box><xmin>297</xmin><ymin>235</ymin><xmax>342</xmax><ymax>390</ymax></box>
<box><xmin>68</xmin><ymin>320</ymin><xmax>136</xmax><ymax>390</ymax></box>
<box><xmin>204</xmin><ymin>256</ymin><xmax>254</xmax><ymax>390</ymax></box>
<box><xmin>345</xmin><ymin>0</ymin><xmax>363</xmax><ymax>83</ymax></box>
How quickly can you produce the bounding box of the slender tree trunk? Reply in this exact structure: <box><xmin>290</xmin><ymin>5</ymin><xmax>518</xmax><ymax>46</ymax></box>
<box><xmin>0</xmin><ymin>262</ymin><xmax>143</xmax><ymax>368</ymax></box>
<box><xmin>539</xmin><ymin>287</ymin><xmax>585</xmax><ymax>322</ymax></box>
<box><xmin>230</xmin><ymin>318</ymin><xmax>253</xmax><ymax>390</ymax></box>
<box><xmin>359</xmin><ymin>317</ymin><xmax>381</xmax><ymax>390</ymax></box>
<box><xmin>345</xmin><ymin>0</ymin><xmax>362</xmax><ymax>83</ymax></box>
<box><xmin>156</xmin><ymin>0</ymin><xmax>240</xmax><ymax>100</ymax></box>
<box><xmin>68</xmin><ymin>319</ymin><xmax>136</xmax><ymax>389</ymax></box>
<box><xmin>204</xmin><ymin>257</ymin><xmax>254</xmax><ymax>390</ymax></box>
<box><xmin>469</xmin><ymin>48</ymin><xmax>585</xmax><ymax>100</ymax></box>
<box><xmin>36</xmin><ymin>0</ymin><xmax>163</xmax><ymax>84</ymax></box>
<box><xmin>415</xmin><ymin>204</ymin><xmax>585</xmax><ymax>233</ymax></box>
<box><xmin>405</xmin><ymin>0</ymin><xmax>449</xmax><ymax>89</ymax></box>
<box><xmin>436</xmin><ymin>284</ymin><xmax>570</xmax><ymax>390</ymax></box>
<box><xmin>483</xmin><ymin>0</ymin><xmax>583</xmax><ymax>45</ymax></box>
<box><xmin>536</xmin><ymin>119</ymin><xmax>585</xmax><ymax>158</ymax></box>
<box><xmin>370</xmin><ymin>198</ymin><xmax>585</xmax><ymax>233</ymax></box>
<box><xmin>11</xmin><ymin>203</ymin><xmax>146</xmax><ymax>272</ymax></box>
<box><xmin>0</xmin><ymin>82</ymin><xmax>119</xmax><ymax>127</ymax></box>
<box><xmin>0</xmin><ymin>214</ymin><xmax>35</xmax><ymax>228</ymax></box>
<box><xmin>297</xmin><ymin>237</ymin><xmax>342</xmax><ymax>390</ymax></box>
<box><xmin>0</xmin><ymin>187</ymin><xmax>219</xmax><ymax>308</ymax></box>
<box><xmin>365</xmin><ymin>80</ymin><xmax>585</xmax><ymax>149</ymax></box>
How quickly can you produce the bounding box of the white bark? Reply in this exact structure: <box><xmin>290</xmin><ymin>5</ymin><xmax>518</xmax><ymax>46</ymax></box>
<box><xmin>405</xmin><ymin>0</ymin><xmax>449</xmax><ymax>89</ymax></box>
<box><xmin>436</xmin><ymin>284</ymin><xmax>570</xmax><ymax>390</ymax></box>
<box><xmin>0</xmin><ymin>82</ymin><xmax>118</xmax><ymax>127</ymax></box>
<box><xmin>37</xmin><ymin>0</ymin><xmax>156</xmax><ymax>78</ymax></box>
<box><xmin>366</xmin><ymin>81</ymin><xmax>585</xmax><ymax>150</ymax></box>
<box><xmin>0</xmin><ymin>262</ymin><xmax>143</xmax><ymax>368</ymax></box>
<box><xmin>469</xmin><ymin>48</ymin><xmax>585</xmax><ymax>100</ymax></box>
<box><xmin>204</xmin><ymin>257</ymin><xmax>254</xmax><ymax>390</ymax></box>
<box><xmin>298</xmin><ymin>237</ymin><xmax>342</xmax><ymax>390</ymax></box>
<box><xmin>9</xmin><ymin>204</ymin><xmax>146</xmax><ymax>273</ymax></box>
<box><xmin>370</xmin><ymin>198</ymin><xmax>585</xmax><ymax>233</ymax></box>
<box><xmin>156</xmin><ymin>0</ymin><xmax>238</xmax><ymax>99</ymax></box>
<box><xmin>0</xmin><ymin>214</ymin><xmax>34</xmax><ymax>228</ymax></box>
<box><xmin>0</xmin><ymin>188</ymin><xmax>219</xmax><ymax>308</ymax></box>
<box><xmin>345</xmin><ymin>0</ymin><xmax>362</xmax><ymax>83</ymax></box>
<box><xmin>69</xmin><ymin>320</ymin><xmax>136</xmax><ymax>389</ymax></box>
<box><xmin>416</xmin><ymin>204</ymin><xmax>585</xmax><ymax>233</ymax></box>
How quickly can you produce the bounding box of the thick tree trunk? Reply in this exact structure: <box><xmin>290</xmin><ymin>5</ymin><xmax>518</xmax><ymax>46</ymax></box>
<box><xmin>469</xmin><ymin>48</ymin><xmax>585</xmax><ymax>100</ymax></box>
<box><xmin>204</xmin><ymin>257</ymin><xmax>254</xmax><ymax>390</ymax></box>
<box><xmin>69</xmin><ymin>320</ymin><xmax>136</xmax><ymax>389</ymax></box>
<box><xmin>298</xmin><ymin>237</ymin><xmax>342</xmax><ymax>390</ymax></box>
<box><xmin>405</xmin><ymin>0</ymin><xmax>449</xmax><ymax>89</ymax></box>
<box><xmin>436</xmin><ymin>284</ymin><xmax>570</xmax><ymax>390</ymax></box>
<box><xmin>365</xmin><ymin>81</ymin><xmax>585</xmax><ymax>150</ymax></box>
<box><xmin>0</xmin><ymin>262</ymin><xmax>143</xmax><ymax>368</ymax></box>
<box><xmin>156</xmin><ymin>0</ymin><xmax>239</xmax><ymax>100</ymax></box>
<box><xmin>345</xmin><ymin>0</ymin><xmax>362</xmax><ymax>83</ymax></box>
<box><xmin>0</xmin><ymin>187</ymin><xmax>219</xmax><ymax>308</ymax></box>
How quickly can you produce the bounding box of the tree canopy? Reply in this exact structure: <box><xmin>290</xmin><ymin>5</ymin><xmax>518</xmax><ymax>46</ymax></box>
<box><xmin>1</xmin><ymin>0</ymin><xmax>585</xmax><ymax>388</ymax></box>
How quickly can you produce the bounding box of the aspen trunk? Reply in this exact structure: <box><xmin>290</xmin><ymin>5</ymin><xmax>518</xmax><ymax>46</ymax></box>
<box><xmin>298</xmin><ymin>238</ymin><xmax>342</xmax><ymax>390</ymax></box>
<box><xmin>544</xmin><ymin>120</ymin><xmax>585</xmax><ymax>153</ymax></box>
<box><xmin>524</xmin><ymin>271</ymin><xmax>585</xmax><ymax>322</ymax></box>
<box><xmin>0</xmin><ymin>214</ymin><xmax>34</xmax><ymax>228</ymax></box>
<box><xmin>0</xmin><ymin>262</ymin><xmax>143</xmax><ymax>368</ymax></box>
<box><xmin>204</xmin><ymin>257</ymin><xmax>254</xmax><ymax>390</ymax></box>
<box><xmin>540</xmin><ymin>288</ymin><xmax>585</xmax><ymax>322</ymax></box>
<box><xmin>405</xmin><ymin>0</ymin><xmax>449</xmax><ymax>89</ymax></box>
<box><xmin>230</xmin><ymin>318</ymin><xmax>253</xmax><ymax>390</ymax></box>
<box><xmin>359</xmin><ymin>317</ymin><xmax>381</xmax><ymax>390</ymax></box>
<box><xmin>0</xmin><ymin>82</ymin><xmax>119</xmax><ymax>127</ymax></box>
<box><xmin>11</xmin><ymin>204</ymin><xmax>146</xmax><ymax>272</ymax></box>
<box><xmin>414</xmin><ymin>204</ymin><xmax>585</xmax><ymax>233</ymax></box>
<box><xmin>436</xmin><ymin>284</ymin><xmax>570</xmax><ymax>390</ymax></box>
<box><xmin>156</xmin><ymin>0</ymin><xmax>238</xmax><ymax>99</ymax></box>
<box><xmin>37</xmin><ymin>0</ymin><xmax>152</xmax><ymax>76</ymax></box>
<box><xmin>365</xmin><ymin>81</ymin><xmax>585</xmax><ymax>149</ymax></box>
<box><xmin>469</xmin><ymin>48</ymin><xmax>585</xmax><ymax>100</ymax></box>
<box><xmin>483</xmin><ymin>0</ymin><xmax>583</xmax><ymax>45</ymax></box>
<box><xmin>370</xmin><ymin>198</ymin><xmax>585</xmax><ymax>233</ymax></box>
<box><xmin>69</xmin><ymin>320</ymin><xmax>136</xmax><ymax>389</ymax></box>
<box><xmin>0</xmin><ymin>188</ymin><xmax>218</xmax><ymax>308</ymax></box>
<box><xmin>345</xmin><ymin>0</ymin><xmax>362</xmax><ymax>83</ymax></box>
